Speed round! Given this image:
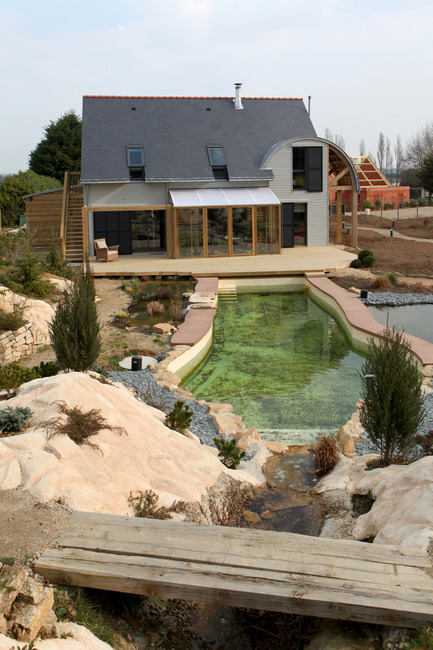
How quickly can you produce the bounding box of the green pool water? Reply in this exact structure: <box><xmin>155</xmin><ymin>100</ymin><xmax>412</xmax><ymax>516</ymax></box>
<box><xmin>183</xmin><ymin>292</ymin><xmax>364</xmax><ymax>443</ymax></box>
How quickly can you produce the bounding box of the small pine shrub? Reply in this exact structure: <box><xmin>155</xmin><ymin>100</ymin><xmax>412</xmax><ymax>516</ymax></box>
<box><xmin>165</xmin><ymin>400</ymin><xmax>193</xmax><ymax>432</ymax></box>
<box><xmin>0</xmin><ymin>364</ymin><xmax>39</xmax><ymax>395</ymax></box>
<box><xmin>357</xmin><ymin>249</ymin><xmax>376</xmax><ymax>267</ymax></box>
<box><xmin>0</xmin><ymin>406</ymin><xmax>32</xmax><ymax>434</ymax></box>
<box><xmin>313</xmin><ymin>434</ymin><xmax>339</xmax><ymax>474</ymax></box>
<box><xmin>33</xmin><ymin>361</ymin><xmax>60</xmax><ymax>378</ymax></box>
<box><xmin>14</xmin><ymin>247</ymin><xmax>52</xmax><ymax>298</ymax></box>
<box><xmin>0</xmin><ymin>307</ymin><xmax>27</xmax><ymax>332</ymax></box>
<box><xmin>213</xmin><ymin>437</ymin><xmax>246</xmax><ymax>469</ymax></box>
<box><xmin>41</xmin><ymin>401</ymin><xmax>126</xmax><ymax>451</ymax></box>
<box><xmin>349</xmin><ymin>258</ymin><xmax>362</xmax><ymax>268</ymax></box>
<box><xmin>43</xmin><ymin>232</ymin><xmax>74</xmax><ymax>279</ymax></box>
<box><xmin>147</xmin><ymin>300</ymin><xmax>164</xmax><ymax>316</ymax></box>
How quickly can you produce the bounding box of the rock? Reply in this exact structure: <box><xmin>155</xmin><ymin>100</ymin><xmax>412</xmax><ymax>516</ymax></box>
<box><xmin>38</xmin><ymin>608</ymin><xmax>57</xmax><ymax>637</ymax></box>
<box><xmin>0</xmin><ymin>372</ymin><xmax>229</xmax><ymax>512</ymax></box>
<box><xmin>336</xmin><ymin>430</ymin><xmax>355</xmax><ymax>456</ymax></box>
<box><xmin>337</xmin><ymin>411</ymin><xmax>363</xmax><ymax>440</ymax></box>
<box><xmin>212</xmin><ymin>412</ymin><xmax>245</xmax><ymax>436</ymax></box>
<box><xmin>305</xmin><ymin>622</ymin><xmax>379</xmax><ymax>649</ymax></box>
<box><xmin>153</xmin><ymin>322</ymin><xmax>176</xmax><ymax>335</ymax></box>
<box><xmin>243</xmin><ymin>510</ymin><xmax>261</xmax><ymax>525</ymax></box>
<box><xmin>0</xmin><ymin>615</ymin><xmax>7</xmax><ymax>636</ymax></box>
<box><xmin>11</xmin><ymin>587</ymin><xmax>54</xmax><ymax>642</ymax></box>
<box><xmin>351</xmin><ymin>456</ymin><xmax>433</xmax><ymax>548</ymax></box>
<box><xmin>0</xmin><ymin>566</ymin><xmax>27</xmax><ymax>614</ymax></box>
<box><xmin>315</xmin><ymin>456</ymin><xmax>354</xmax><ymax>493</ymax></box>
<box><xmin>260</xmin><ymin>509</ymin><xmax>272</xmax><ymax>520</ymax></box>
<box><xmin>348</xmin><ymin>286</ymin><xmax>361</xmax><ymax>294</ymax></box>
<box><xmin>264</xmin><ymin>440</ymin><xmax>287</xmax><ymax>454</ymax></box>
<box><xmin>236</xmin><ymin>427</ymin><xmax>261</xmax><ymax>452</ymax></box>
<box><xmin>0</xmin><ymin>286</ymin><xmax>54</xmax><ymax>340</ymax></box>
<box><xmin>206</xmin><ymin>402</ymin><xmax>233</xmax><ymax>414</ymax></box>
<box><xmin>152</xmin><ymin>369</ymin><xmax>181</xmax><ymax>389</ymax></box>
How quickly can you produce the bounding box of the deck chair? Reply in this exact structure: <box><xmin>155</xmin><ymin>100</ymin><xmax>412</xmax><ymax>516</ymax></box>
<box><xmin>94</xmin><ymin>238</ymin><xmax>119</xmax><ymax>262</ymax></box>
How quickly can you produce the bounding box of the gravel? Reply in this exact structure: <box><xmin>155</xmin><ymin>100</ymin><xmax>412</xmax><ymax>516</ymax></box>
<box><xmin>363</xmin><ymin>292</ymin><xmax>433</xmax><ymax>306</ymax></box>
<box><xmin>108</xmin><ymin>369</ymin><xmax>222</xmax><ymax>447</ymax></box>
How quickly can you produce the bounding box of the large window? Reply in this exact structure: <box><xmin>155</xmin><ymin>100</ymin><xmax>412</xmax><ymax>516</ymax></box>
<box><xmin>232</xmin><ymin>207</ymin><xmax>253</xmax><ymax>255</ymax></box>
<box><xmin>292</xmin><ymin>146</ymin><xmax>323</xmax><ymax>192</ymax></box>
<box><xmin>176</xmin><ymin>208</ymin><xmax>203</xmax><ymax>258</ymax></box>
<box><xmin>293</xmin><ymin>147</ymin><xmax>306</xmax><ymax>189</ymax></box>
<box><xmin>257</xmin><ymin>206</ymin><xmax>279</xmax><ymax>254</ymax></box>
<box><xmin>207</xmin><ymin>208</ymin><xmax>228</xmax><ymax>256</ymax></box>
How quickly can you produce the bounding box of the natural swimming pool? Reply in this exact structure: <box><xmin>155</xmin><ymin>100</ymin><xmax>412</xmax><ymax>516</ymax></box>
<box><xmin>368</xmin><ymin>303</ymin><xmax>433</xmax><ymax>344</ymax></box>
<box><xmin>183</xmin><ymin>292</ymin><xmax>364</xmax><ymax>444</ymax></box>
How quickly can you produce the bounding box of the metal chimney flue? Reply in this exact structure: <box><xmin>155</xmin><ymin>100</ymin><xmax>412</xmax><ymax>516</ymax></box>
<box><xmin>234</xmin><ymin>83</ymin><xmax>243</xmax><ymax>110</ymax></box>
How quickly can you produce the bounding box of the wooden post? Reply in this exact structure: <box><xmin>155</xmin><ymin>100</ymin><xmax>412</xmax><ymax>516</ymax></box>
<box><xmin>81</xmin><ymin>206</ymin><xmax>89</xmax><ymax>263</ymax></box>
<box><xmin>351</xmin><ymin>191</ymin><xmax>358</xmax><ymax>249</ymax></box>
<box><xmin>336</xmin><ymin>191</ymin><xmax>342</xmax><ymax>244</ymax></box>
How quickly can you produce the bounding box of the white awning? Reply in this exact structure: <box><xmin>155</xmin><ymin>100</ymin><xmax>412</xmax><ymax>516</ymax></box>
<box><xmin>169</xmin><ymin>187</ymin><xmax>280</xmax><ymax>208</ymax></box>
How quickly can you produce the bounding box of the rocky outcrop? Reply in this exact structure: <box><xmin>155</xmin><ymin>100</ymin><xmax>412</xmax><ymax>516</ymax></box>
<box><xmin>0</xmin><ymin>563</ymin><xmax>112</xmax><ymax>648</ymax></box>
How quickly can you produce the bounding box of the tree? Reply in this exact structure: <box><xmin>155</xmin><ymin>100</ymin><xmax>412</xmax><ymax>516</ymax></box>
<box><xmin>400</xmin><ymin>168</ymin><xmax>419</xmax><ymax>188</ymax></box>
<box><xmin>405</xmin><ymin>121</ymin><xmax>433</xmax><ymax>169</ymax></box>
<box><xmin>385</xmin><ymin>137</ymin><xmax>393</xmax><ymax>179</ymax></box>
<box><xmin>359</xmin><ymin>327</ymin><xmax>425</xmax><ymax>465</ymax></box>
<box><xmin>0</xmin><ymin>170</ymin><xmax>60</xmax><ymax>227</ymax></box>
<box><xmin>377</xmin><ymin>132</ymin><xmax>385</xmax><ymax>173</ymax></box>
<box><xmin>418</xmin><ymin>152</ymin><xmax>433</xmax><ymax>200</ymax></box>
<box><xmin>324</xmin><ymin>128</ymin><xmax>345</xmax><ymax>150</ymax></box>
<box><xmin>394</xmin><ymin>135</ymin><xmax>404</xmax><ymax>185</ymax></box>
<box><xmin>29</xmin><ymin>111</ymin><xmax>82</xmax><ymax>182</ymax></box>
<box><xmin>359</xmin><ymin>138</ymin><xmax>366</xmax><ymax>156</ymax></box>
<box><xmin>49</xmin><ymin>264</ymin><xmax>101</xmax><ymax>371</ymax></box>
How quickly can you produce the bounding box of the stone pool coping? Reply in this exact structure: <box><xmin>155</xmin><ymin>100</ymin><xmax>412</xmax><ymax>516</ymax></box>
<box><xmin>165</xmin><ymin>273</ymin><xmax>433</xmax><ymax>382</ymax></box>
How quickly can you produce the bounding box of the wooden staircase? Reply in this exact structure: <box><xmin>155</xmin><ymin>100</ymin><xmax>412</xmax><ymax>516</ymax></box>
<box><xmin>61</xmin><ymin>172</ymin><xmax>84</xmax><ymax>264</ymax></box>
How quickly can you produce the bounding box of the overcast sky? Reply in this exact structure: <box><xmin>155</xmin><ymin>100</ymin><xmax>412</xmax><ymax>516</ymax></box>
<box><xmin>1</xmin><ymin>0</ymin><xmax>432</xmax><ymax>175</ymax></box>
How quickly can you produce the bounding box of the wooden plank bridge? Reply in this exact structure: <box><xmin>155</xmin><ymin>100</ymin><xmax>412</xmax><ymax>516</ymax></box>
<box><xmin>35</xmin><ymin>511</ymin><xmax>433</xmax><ymax>629</ymax></box>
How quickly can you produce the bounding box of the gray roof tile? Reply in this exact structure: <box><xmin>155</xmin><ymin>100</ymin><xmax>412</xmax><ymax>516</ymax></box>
<box><xmin>81</xmin><ymin>95</ymin><xmax>316</xmax><ymax>182</ymax></box>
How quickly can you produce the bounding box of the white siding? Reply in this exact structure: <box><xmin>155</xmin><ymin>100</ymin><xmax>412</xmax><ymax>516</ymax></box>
<box><xmin>268</xmin><ymin>140</ymin><xmax>329</xmax><ymax>246</ymax></box>
<box><xmin>86</xmin><ymin>183</ymin><xmax>168</xmax><ymax>207</ymax></box>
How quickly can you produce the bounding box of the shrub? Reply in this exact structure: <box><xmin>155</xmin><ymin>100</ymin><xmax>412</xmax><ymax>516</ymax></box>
<box><xmin>14</xmin><ymin>245</ymin><xmax>52</xmax><ymax>299</ymax></box>
<box><xmin>312</xmin><ymin>434</ymin><xmax>339</xmax><ymax>474</ymax></box>
<box><xmin>147</xmin><ymin>300</ymin><xmax>164</xmax><ymax>316</ymax></box>
<box><xmin>168</xmin><ymin>300</ymin><xmax>184</xmax><ymax>326</ymax></box>
<box><xmin>43</xmin><ymin>232</ymin><xmax>74</xmax><ymax>279</ymax></box>
<box><xmin>370</xmin><ymin>274</ymin><xmax>391</xmax><ymax>290</ymax></box>
<box><xmin>0</xmin><ymin>406</ymin><xmax>32</xmax><ymax>434</ymax></box>
<box><xmin>349</xmin><ymin>258</ymin><xmax>362</xmax><ymax>268</ymax></box>
<box><xmin>0</xmin><ymin>364</ymin><xmax>39</xmax><ymax>395</ymax></box>
<box><xmin>49</xmin><ymin>263</ymin><xmax>101</xmax><ymax>371</ymax></box>
<box><xmin>375</xmin><ymin>198</ymin><xmax>382</xmax><ymax>210</ymax></box>
<box><xmin>363</xmin><ymin>200</ymin><xmax>372</xmax><ymax>210</ymax></box>
<box><xmin>387</xmin><ymin>272</ymin><xmax>399</xmax><ymax>285</ymax></box>
<box><xmin>165</xmin><ymin>400</ymin><xmax>193</xmax><ymax>432</ymax></box>
<box><xmin>213</xmin><ymin>437</ymin><xmax>246</xmax><ymax>469</ymax></box>
<box><xmin>0</xmin><ymin>303</ymin><xmax>27</xmax><ymax>332</ymax></box>
<box><xmin>41</xmin><ymin>401</ymin><xmax>126</xmax><ymax>451</ymax></box>
<box><xmin>358</xmin><ymin>249</ymin><xmax>376</xmax><ymax>267</ymax></box>
<box><xmin>128</xmin><ymin>489</ymin><xmax>185</xmax><ymax>520</ymax></box>
<box><xmin>153</xmin><ymin>286</ymin><xmax>173</xmax><ymax>300</ymax></box>
<box><xmin>33</xmin><ymin>361</ymin><xmax>60</xmax><ymax>378</ymax></box>
<box><xmin>415</xmin><ymin>430</ymin><xmax>433</xmax><ymax>456</ymax></box>
<box><xmin>359</xmin><ymin>327</ymin><xmax>425</xmax><ymax>465</ymax></box>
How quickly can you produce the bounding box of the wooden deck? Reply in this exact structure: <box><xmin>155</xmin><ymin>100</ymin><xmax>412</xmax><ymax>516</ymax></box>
<box><xmin>35</xmin><ymin>511</ymin><xmax>433</xmax><ymax>628</ymax></box>
<box><xmin>89</xmin><ymin>246</ymin><xmax>356</xmax><ymax>277</ymax></box>
<box><xmin>307</xmin><ymin>276</ymin><xmax>433</xmax><ymax>366</ymax></box>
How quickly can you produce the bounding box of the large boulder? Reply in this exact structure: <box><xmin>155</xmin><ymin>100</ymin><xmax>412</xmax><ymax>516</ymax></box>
<box><xmin>0</xmin><ymin>286</ymin><xmax>54</xmax><ymax>339</ymax></box>
<box><xmin>351</xmin><ymin>456</ymin><xmax>433</xmax><ymax>549</ymax></box>
<box><xmin>0</xmin><ymin>373</ymin><xmax>228</xmax><ymax>513</ymax></box>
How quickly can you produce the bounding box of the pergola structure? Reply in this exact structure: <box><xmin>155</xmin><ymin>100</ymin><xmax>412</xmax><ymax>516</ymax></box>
<box><xmin>328</xmin><ymin>143</ymin><xmax>360</xmax><ymax>248</ymax></box>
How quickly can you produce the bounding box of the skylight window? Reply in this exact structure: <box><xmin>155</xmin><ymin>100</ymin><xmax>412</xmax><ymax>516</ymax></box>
<box><xmin>127</xmin><ymin>146</ymin><xmax>144</xmax><ymax>167</ymax></box>
<box><xmin>207</xmin><ymin>146</ymin><xmax>228</xmax><ymax>179</ymax></box>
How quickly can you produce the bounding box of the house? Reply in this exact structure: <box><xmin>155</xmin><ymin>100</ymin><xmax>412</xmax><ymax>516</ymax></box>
<box><xmin>27</xmin><ymin>84</ymin><xmax>360</xmax><ymax>262</ymax></box>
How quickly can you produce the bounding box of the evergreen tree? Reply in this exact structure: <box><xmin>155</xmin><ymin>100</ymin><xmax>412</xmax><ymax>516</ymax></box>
<box><xmin>359</xmin><ymin>327</ymin><xmax>425</xmax><ymax>465</ymax></box>
<box><xmin>29</xmin><ymin>112</ymin><xmax>82</xmax><ymax>182</ymax></box>
<box><xmin>418</xmin><ymin>152</ymin><xmax>433</xmax><ymax>200</ymax></box>
<box><xmin>49</xmin><ymin>264</ymin><xmax>101</xmax><ymax>371</ymax></box>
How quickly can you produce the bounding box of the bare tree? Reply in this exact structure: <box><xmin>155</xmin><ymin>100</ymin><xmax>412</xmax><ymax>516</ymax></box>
<box><xmin>394</xmin><ymin>135</ymin><xmax>404</xmax><ymax>185</ymax></box>
<box><xmin>377</xmin><ymin>132</ymin><xmax>386</xmax><ymax>173</ymax></box>
<box><xmin>405</xmin><ymin>121</ymin><xmax>433</xmax><ymax>168</ymax></box>
<box><xmin>324</xmin><ymin>128</ymin><xmax>345</xmax><ymax>150</ymax></box>
<box><xmin>368</xmin><ymin>151</ymin><xmax>378</xmax><ymax>166</ymax></box>
<box><xmin>385</xmin><ymin>138</ymin><xmax>393</xmax><ymax>180</ymax></box>
<box><xmin>324</xmin><ymin>128</ymin><xmax>333</xmax><ymax>141</ymax></box>
<box><xmin>359</xmin><ymin>138</ymin><xmax>366</xmax><ymax>156</ymax></box>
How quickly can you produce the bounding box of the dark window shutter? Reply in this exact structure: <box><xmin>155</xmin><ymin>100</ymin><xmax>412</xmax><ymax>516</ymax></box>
<box><xmin>281</xmin><ymin>203</ymin><xmax>294</xmax><ymax>248</ymax></box>
<box><xmin>306</xmin><ymin>147</ymin><xmax>323</xmax><ymax>192</ymax></box>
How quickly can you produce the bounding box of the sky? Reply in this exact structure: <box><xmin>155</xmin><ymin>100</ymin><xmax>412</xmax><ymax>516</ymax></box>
<box><xmin>1</xmin><ymin>0</ymin><xmax>432</xmax><ymax>174</ymax></box>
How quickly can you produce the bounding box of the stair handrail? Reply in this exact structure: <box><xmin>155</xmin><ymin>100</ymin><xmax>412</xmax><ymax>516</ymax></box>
<box><xmin>60</xmin><ymin>171</ymin><xmax>70</xmax><ymax>261</ymax></box>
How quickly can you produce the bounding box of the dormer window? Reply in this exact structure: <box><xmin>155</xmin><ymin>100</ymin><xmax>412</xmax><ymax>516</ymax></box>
<box><xmin>127</xmin><ymin>146</ymin><xmax>145</xmax><ymax>180</ymax></box>
<box><xmin>207</xmin><ymin>146</ymin><xmax>228</xmax><ymax>179</ymax></box>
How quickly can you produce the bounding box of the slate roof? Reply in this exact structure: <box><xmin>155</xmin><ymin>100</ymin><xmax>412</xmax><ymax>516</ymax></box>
<box><xmin>81</xmin><ymin>95</ymin><xmax>316</xmax><ymax>183</ymax></box>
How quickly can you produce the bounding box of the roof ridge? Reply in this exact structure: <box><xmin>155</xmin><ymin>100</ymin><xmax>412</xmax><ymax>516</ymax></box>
<box><xmin>83</xmin><ymin>95</ymin><xmax>303</xmax><ymax>100</ymax></box>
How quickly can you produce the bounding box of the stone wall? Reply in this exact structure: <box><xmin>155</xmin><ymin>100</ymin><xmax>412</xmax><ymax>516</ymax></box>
<box><xmin>0</xmin><ymin>321</ymin><xmax>49</xmax><ymax>364</ymax></box>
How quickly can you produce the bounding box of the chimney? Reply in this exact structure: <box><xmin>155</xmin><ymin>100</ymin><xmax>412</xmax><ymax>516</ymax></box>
<box><xmin>234</xmin><ymin>83</ymin><xmax>243</xmax><ymax>110</ymax></box>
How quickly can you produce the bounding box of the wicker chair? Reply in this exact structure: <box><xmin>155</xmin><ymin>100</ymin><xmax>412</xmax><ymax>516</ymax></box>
<box><xmin>94</xmin><ymin>238</ymin><xmax>119</xmax><ymax>262</ymax></box>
